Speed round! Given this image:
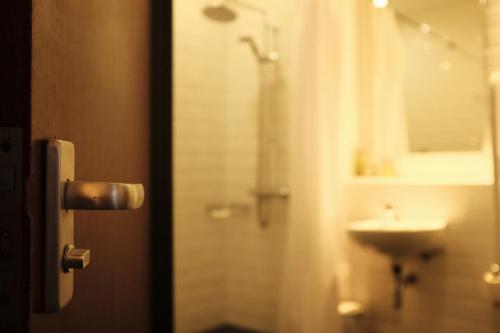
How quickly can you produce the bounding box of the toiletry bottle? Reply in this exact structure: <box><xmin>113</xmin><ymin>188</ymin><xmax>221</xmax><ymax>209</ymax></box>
<box><xmin>381</xmin><ymin>156</ymin><xmax>397</xmax><ymax>176</ymax></box>
<box><xmin>354</xmin><ymin>150</ymin><xmax>367</xmax><ymax>176</ymax></box>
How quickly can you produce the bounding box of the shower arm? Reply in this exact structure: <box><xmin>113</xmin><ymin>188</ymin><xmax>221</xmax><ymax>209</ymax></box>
<box><xmin>239</xmin><ymin>36</ymin><xmax>277</xmax><ymax>63</ymax></box>
<box><xmin>239</xmin><ymin>36</ymin><xmax>260</xmax><ymax>57</ymax></box>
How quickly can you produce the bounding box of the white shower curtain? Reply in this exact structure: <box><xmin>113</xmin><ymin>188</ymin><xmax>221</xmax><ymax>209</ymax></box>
<box><xmin>277</xmin><ymin>0</ymin><xmax>358</xmax><ymax>332</ymax></box>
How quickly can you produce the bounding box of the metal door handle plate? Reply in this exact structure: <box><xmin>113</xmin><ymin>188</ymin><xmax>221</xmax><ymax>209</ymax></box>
<box><xmin>45</xmin><ymin>139</ymin><xmax>144</xmax><ymax>312</ymax></box>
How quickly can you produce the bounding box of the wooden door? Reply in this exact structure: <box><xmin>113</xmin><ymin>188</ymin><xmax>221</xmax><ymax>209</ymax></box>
<box><xmin>29</xmin><ymin>1</ymin><xmax>151</xmax><ymax>332</ymax></box>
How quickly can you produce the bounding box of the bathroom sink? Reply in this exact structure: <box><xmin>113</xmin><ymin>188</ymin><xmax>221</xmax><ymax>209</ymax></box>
<box><xmin>348</xmin><ymin>218</ymin><xmax>447</xmax><ymax>257</ymax></box>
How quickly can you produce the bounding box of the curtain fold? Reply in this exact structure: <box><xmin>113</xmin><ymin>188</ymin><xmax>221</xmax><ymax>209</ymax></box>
<box><xmin>277</xmin><ymin>0</ymin><xmax>358</xmax><ymax>332</ymax></box>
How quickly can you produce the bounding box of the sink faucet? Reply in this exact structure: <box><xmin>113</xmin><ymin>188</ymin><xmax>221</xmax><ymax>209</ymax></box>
<box><xmin>383</xmin><ymin>204</ymin><xmax>398</xmax><ymax>222</ymax></box>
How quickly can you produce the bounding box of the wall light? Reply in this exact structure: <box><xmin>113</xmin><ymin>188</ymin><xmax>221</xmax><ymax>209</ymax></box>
<box><xmin>372</xmin><ymin>0</ymin><xmax>389</xmax><ymax>9</ymax></box>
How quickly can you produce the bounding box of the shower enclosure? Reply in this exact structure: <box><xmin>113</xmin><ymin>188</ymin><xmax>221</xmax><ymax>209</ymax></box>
<box><xmin>174</xmin><ymin>0</ymin><xmax>290</xmax><ymax>332</ymax></box>
<box><xmin>202</xmin><ymin>0</ymin><xmax>288</xmax><ymax>227</ymax></box>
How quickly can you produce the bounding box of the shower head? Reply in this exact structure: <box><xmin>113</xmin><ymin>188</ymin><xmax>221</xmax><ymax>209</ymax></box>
<box><xmin>203</xmin><ymin>0</ymin><xmax>237</xmax><ymax>23</ymax></box>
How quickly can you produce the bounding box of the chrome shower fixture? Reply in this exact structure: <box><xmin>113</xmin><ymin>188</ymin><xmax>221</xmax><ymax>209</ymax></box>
<box><xmin>202</xmin><ymin>0</ymin><xmax>284</xmax><ymax>227</ymax></box>
<box><xmin>203</xmin><ymin>0</ymin><xmax>237</xmax><ymax>22</ymax></box>
<box><xmin>239</xmin><ymin>36</ymin><xmax>279</xmax><ymax>64</ymax></box>
<box><xmin>203</xmin><ymin>0</ymin><xmax>267</xmax><ymax>22</ymax></box>
<box><xmin>202</xmin><ymin>0</ymin><xmax>267</xmax><ymax>23</ymax></box>
<box><xmin>202</xmin><ymin>0</ymin><xmax>280</xmax><ymax>64</ymax></box>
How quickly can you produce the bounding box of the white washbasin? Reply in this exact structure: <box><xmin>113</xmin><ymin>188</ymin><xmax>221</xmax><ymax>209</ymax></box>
<box><xmin>348</xmin><ymin>218</ymin><xmax>447</xmax><ymax>257</ymax></box>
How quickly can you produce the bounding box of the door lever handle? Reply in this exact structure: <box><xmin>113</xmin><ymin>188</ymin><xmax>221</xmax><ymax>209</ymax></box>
<box><xmin>44</xmin><ymin>139</ymin><xmax>145</xmax><ymax>313</ymax></box>
<box><xmin>64</xmin><ymin>181</ymin><xmax>144</xmax><ymax>210</ymax></box>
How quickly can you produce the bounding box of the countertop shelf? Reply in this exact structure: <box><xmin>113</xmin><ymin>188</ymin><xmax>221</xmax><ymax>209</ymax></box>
<box><xmin>345</xmin><ymin>176</ymin><xmax>493</xmax><ymax>186</ymax></box>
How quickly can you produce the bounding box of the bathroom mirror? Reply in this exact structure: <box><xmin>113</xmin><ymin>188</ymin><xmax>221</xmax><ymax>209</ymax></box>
<box><xmin>354</xmin><ymin>0</ymin><xmax>493</xmax><ymax>183</ymax></box>
<box><xmin>393</xmin><ymin>0</ymin><xmax>489</xmax><ymax>152</ymax></box>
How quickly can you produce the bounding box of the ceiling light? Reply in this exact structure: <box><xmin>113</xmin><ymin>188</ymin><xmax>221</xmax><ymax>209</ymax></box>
<box><xmin>372</xmin><ymin>0</ymin><xmax>389</xmax><ymax>9</ymax></box>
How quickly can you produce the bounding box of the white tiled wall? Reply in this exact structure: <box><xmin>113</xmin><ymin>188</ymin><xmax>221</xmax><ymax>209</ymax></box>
<box><xmin>174</xmin><ymin>1</ymin><xmax>291</xmax><ymax>332</ymax></box>
<box><xmin>487</xmin><ymin>0</ymin><xmax>500</xmax><ymax>73</ymax></box>
<box><xmin>174</xmin><ymin>0</ymin><xmax>228</xmax><ymax>329</ymax></box>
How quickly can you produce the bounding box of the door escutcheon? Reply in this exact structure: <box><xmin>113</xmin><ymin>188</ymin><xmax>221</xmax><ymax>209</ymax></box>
<box><xmin>44</xmin><ymin>139</ymin><xmax>144</xmax><ymax>313</ymax></box>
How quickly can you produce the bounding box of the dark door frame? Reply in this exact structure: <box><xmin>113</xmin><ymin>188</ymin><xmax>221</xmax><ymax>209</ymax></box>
<box><xmin>0</xmin><ymin>2</ymin><xmax>31</xmax><ymax>332</ymax></box>
<box><xmin>150</xmin><ymin>0</ymin><xmax>173</xmax><ymax>331</ymax></box>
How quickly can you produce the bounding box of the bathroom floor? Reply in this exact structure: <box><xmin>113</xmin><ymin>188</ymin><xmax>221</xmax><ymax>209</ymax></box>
<box><xmin>203</xmin><ymin>325</ymin><xmax>261</xmax><ymax>333</ymax></box>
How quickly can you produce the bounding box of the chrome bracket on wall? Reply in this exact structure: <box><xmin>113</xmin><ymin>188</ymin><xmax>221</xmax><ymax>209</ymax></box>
<box><xmin>250</xmin><ymin>186</ymin><xmax>290</xmax><ymax>227</ymax></box>
<box><xmin>44</xmin><ymin>140</ymin><xmax>144</xmax><ymax>313</ymax></box>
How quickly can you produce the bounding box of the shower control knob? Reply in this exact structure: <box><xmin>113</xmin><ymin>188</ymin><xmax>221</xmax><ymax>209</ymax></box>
<box><xmin>63</xmin><ymin>244</ymin><xmax>90</xmax><ymax>273</ymax></box>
